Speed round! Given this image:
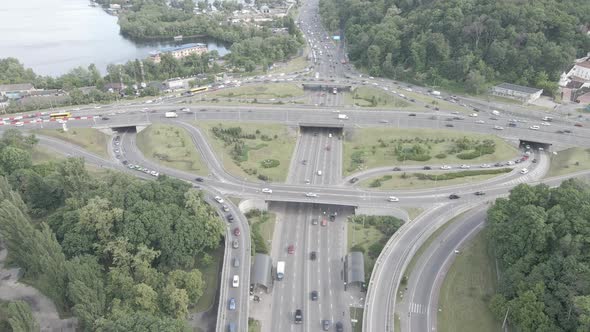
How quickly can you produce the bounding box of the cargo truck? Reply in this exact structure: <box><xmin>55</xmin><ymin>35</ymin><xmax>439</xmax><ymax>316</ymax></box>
<box><xmin>165</xmin><ymin>112</ymin><xmax>178</xmax><ymax>118</ymax></box>
<box><xmin>337</xmin><ymin>114</ymin><xmax>349</xmax><ymax>120</ymax></box>
<box><xmin>277</xmin><ymin>261</ymin><xmax>285</xmax><ymax>280</ymax></box>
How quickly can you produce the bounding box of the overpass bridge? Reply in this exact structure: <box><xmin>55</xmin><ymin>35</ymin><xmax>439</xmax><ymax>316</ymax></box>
<box><xmin>94</xmin><ymin>121</ymin><xmax>152</xmax><ymax>135</ymax></box>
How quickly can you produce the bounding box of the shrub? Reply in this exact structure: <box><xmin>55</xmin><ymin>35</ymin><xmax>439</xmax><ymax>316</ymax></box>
<box><xmin>435</xmin><ymin>153</ymin><xmax>447</xmax><ymax>159</ymax></box>
<box><xmin>260</xmin><ymin>159</ymin><xmax>280</xmax><ymax>168</ymax></box>
<box><xmin>257</xmin><ymin>174</ymin><xmax>269</xmax><ymax>181</ymax></box>
<box><xmin>369</xmin><ymin>179</ymin><xmax>382</xmax><ymax>187</ymax></box>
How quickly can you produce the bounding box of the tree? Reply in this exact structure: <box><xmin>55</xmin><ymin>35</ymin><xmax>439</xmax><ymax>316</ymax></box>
<box><xmin>55</xmin><ymin>157</ymin><xmax>91</xmax><ymax>198</ymax></box>
<box><xmin>6</xmin><ymin>301</ymin><xmax>39</xmax><ymax>332</ymax></box>
<box><xmin>465</xmin><ymin>70</ymin><xmax>487</xmax><ymax>94</ymax></box>
<box><xmin>0</xmin><ymin>146</ymin><xmax>32</xmax><ymax>174</ymax></box>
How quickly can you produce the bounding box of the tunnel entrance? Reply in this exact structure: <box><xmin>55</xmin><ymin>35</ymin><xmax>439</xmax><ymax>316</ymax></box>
<box><xmin>519</xmin><ymin>139</ymin><xmax>552</xmax><ymax>151</ymax></box>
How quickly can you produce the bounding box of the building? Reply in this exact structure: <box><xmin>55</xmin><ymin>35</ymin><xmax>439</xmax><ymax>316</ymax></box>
<box><xmin>0</xmin><ymin>83</ymin><xmax>35</xmax><ymax>99</ymax></box>
<box><xmin>250</xmin><ymin>253</ymin><xmax>272</xmax><ymax>293</ymax></box>
<box><xmin>345</xmin><ymin>252</ymin><xmax>365</xmax><ymax>290</ymax></box>
<box><xmin>559</xmin><ymin>54</ymin><xmax>590</xmax><ymax>103</ymax></box>
<box><xmin>490</xmin><ymin>83</ymin><xmax>543</xmax><ymax>103</ymax></box>
<box><xmin>150</xmin><ymin>43</ymin><xmax>208</xmax><ymax>63</ymax></box>
<box><xmin>163</xmin><ymin>76</ymin><xmax>200</xmax><ymax>90</ymax></box>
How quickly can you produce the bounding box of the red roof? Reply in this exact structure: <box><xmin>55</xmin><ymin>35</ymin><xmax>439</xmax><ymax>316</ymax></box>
<box><xmin>576</xmin><ymin>61</ymin><xmax>590</xmax><ymax>69</ymax></box>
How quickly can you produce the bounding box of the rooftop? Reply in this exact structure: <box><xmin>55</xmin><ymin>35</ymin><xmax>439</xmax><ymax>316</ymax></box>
<box><xmin>250</xmin><ymin>253</ymin><xmax>272</xmax><ymax>289</ymax></box>
<box><xmin>346</xmin><ymin>251</ymin><xmax>365</xmax><ymax>284</ymax></box>
<box><xmin>495</xmin><ymin>83</ymin><xmax>542</xmax><ymax>94</ymax></box>
<box><xmin>576</xmin><ymin>60</ymin><xmax>590</xmax><ymax>70</ymax></box>
<box><xmin>0</xmin><ymin>83</ymin><xmax>34</xmax><ymax>92</ymax></box>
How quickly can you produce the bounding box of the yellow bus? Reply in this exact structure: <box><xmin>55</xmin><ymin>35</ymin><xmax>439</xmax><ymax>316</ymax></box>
<box><xmin>189</xmin><ymin>86</ymin><xmax>208</xmax><ymax>94</ymax></box>
<box><xmin>49</xmin><ymin>112</ymin><xmax>71</xmax><ymax>119</ymax></box>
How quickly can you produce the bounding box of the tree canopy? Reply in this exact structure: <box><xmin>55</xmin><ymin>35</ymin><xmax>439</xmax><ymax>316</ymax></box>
<box><xmin>488</xmin><ymin>180</ymin><xmax>590</xmax><ymax>331</ymax></box>
<box><xmin>320</xmin><ymin>0</ymin><xmax>590</xmax><ymax>94</ymax></box>
<box><xmin>0</xmin><ymin>129</ymin><xmax>224</xmax><ymax>330</ymax></box>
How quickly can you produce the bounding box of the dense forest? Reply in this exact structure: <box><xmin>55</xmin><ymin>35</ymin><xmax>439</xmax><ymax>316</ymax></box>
<box><xmin>320</xmin><ymin>0</ymin><xmax>590</xmax><ymax>94</ymax></box>
<box><xmin>0</xmin><ymin>129</ymin><xmax>225</xmax><ymax>331</ymax></box>
<box><xmin>488</xmin><ymin>180</ymin><xmax>590</xmax><ymax>331</ymax></box>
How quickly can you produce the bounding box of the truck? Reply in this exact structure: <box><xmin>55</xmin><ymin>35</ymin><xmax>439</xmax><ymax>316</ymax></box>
<box><xmin>337</xmin><ymin>114</ymin><xmax>349</xmax><ymax>120</ymax></box>
<box><xmin>431</xmin><ymin>90</ymin><xmax>441</xmax><ymax>96</ymax></box>
<box><xmin>276</xmin><ymin>261</ymin><xmax>285</xmax><ymax>280</ymax></box>
<box><xmin>165</xmin><ymin>112</ymin><xmax>178</xmax><ymax>118</ymax></box>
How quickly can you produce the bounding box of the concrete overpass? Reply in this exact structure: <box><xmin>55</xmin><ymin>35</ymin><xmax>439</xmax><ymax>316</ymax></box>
<box><xmin>94</xmin><ymin>121</ymin><xmax>151</xmax><ymax>135</ymax></box>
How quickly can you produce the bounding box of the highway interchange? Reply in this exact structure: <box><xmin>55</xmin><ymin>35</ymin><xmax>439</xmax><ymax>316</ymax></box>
<box><xmin>3</xmin><ymin>0</ymin><xmax>590</xmax><ymax>331</ymax></box>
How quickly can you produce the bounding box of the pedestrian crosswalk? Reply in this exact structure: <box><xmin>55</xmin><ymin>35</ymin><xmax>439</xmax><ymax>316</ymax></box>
<box><xmin>409</xmin><ymin>302</ymin><xmax>426</xmax><ymax>314</ymax></box>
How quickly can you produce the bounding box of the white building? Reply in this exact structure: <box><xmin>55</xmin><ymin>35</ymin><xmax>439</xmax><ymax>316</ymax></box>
<box><xmin>559</xmin><ymin>54</ymin><xmax>590</xmax><ymax>103</ymax></box>
<box><xmin>491</xmin><ymin>83</ymin><xmax>543</xmax><ymax>103</ymax></box>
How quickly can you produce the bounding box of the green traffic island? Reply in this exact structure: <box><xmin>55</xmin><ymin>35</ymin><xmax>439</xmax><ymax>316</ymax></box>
<box><xmin>136</xmin><ymin>124</ymin><xmax>209</xmax><ymax>174</ymax></box>
<box><xmin>36</xmin><ymin>128</ymin><xmax>110</xmax><ymax>159</ymax></box>
<box><xmin>361</xmin><ymin>168</ymin><xmax>512</xmax><ymax>190</ymax></box>
<box><xmin>194</xmin><ymin>121</ymin><xmax>296</xmax><ymax>182</ymax></box>
<box><xmin>343</xmin><ymin>127</ymin><xmax>517</xmax><ymax>175</ymax></box>
<box><xmin>344</xmin><ymin>86</ymin><xmax>411</xmax><ymax>108</ymax></box>
<box><xmin>198</xmin><ymin>83</ymin><xmax>304</xmax><ymax>101</ymax></box>
<box><xmin>347</xmin><ymin>215</ymin><xmax>404</xmax><ymax>282</ymax></box>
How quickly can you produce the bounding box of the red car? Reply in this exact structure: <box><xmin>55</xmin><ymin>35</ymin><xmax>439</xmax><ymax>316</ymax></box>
<box><xmin>575</xmin><ymin>123</ymin><xmax>583</xmax><ymax>127</ymax></box>
<box><xmin>288</xmin><ymin>245</ymin><xmax>295</xmax><ymax>254</ymax></box>
<box><xmin>321</xmin><ymin>218</ymin><xmax>328</xmax><ymax>227</ymax></box>
<box><xmin>233</xmin><ymin>227</ymin><xmax>240</xmax><ymax>236</ymax></box>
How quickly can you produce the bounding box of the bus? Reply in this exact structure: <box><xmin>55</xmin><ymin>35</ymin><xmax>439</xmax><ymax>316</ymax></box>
<box><xmin>49</xmin><ymin>112</ymin><xmax>71</xmax><ymax>119</ymax></box>
<box><xmin>189</xmin><ymin>86</ymin><xmax>208</xmax><ymax>94</ymax></box>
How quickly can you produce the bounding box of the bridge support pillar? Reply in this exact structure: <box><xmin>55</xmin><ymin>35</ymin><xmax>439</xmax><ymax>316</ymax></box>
<box><xmin>136</xmin><ymin>125</ymin><xmax>148</xmax><ymax>133</ymax></box>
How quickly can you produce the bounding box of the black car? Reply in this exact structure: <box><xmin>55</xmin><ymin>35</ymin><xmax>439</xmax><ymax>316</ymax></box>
<box><xmin>310</xmin><ymin>251</ymin><xmax>317</xmax><ymax>260</ymax></box>
<box><xmin>393</xmin><ymin>167</ymin><xmax>402</xmax><ymax>171</ymax></box>
<box><xmin>349</xmin><ymin>177</ymin><xmax>359</xmax><ymax>184</ymax></box>
<box><xmin>322</xmin><ymin>320</ymin><xmax>331</xmax><ymax>331</ymax></box>
<box><xmin>311</xmin><ymin>290</ymin><xmax>318</xmax><ymax>301</ymax></box>
<box><xmin>226</xmin><ymin>214</ymin><xmax>234</xmax><ymax>222</ymax></box>
<box><xmin>195</xmin><ymin>177</ymin><xmax>204</xmax><ymax>182</ymax></box>
<box><xmin>449</xmin><ymin>194</ymin><xmax>460</xmax><ymax>199</ymax></box>
<box><xmin>474</xmin><ymin>191</ymin><xmax>486</xmax><ymax>196</ymax></box>
<box><xmin>294</xmin><ymin>309</ymin><xmax>303</xmax><ymax>324</ymax></box>
<box><xmin>101</xmin><ymin>117</ymin><xmax>110</xmax><ymax>120</ymax></box>
<box><xmin>508</xmin><ymin>122</ymin><xmax>517</xmax><ymax>127</ymax></box>
<box><xmin>336</xmin><ymin>322</ymin><xmax>344</xmax><ymax>332</ymax></box>
<box><xmin>302</xmin><ymin>160</ymin><xmax>308</xmax><ymax>165</ymax></box>
<box><xmin>423</xmin><ymin>166</ymin><xmax>432</xmax><ymax>170</ymax></box>
<box><xmin>564</xmin><ymin>129</ymin><xmax>572</xmax><ymax>133</ymax></box>
<box><xmin>408</xmin><ymin>113</ymin><xmax>416</xmax><ymax>117</ymax></box>
<box><xmin>494</xmin><ymin>162</ymin><xmax>503</xmax><ymax>167</ymax></box>
<box><xmin>532</xmin><ymin>159</ymin><xmax>537</xmax><ymax>163</ymax></box>
<box><xmin>445</xmin><ymin>124</ymin><xmax>454</xmax><ymax>127</ymax></box>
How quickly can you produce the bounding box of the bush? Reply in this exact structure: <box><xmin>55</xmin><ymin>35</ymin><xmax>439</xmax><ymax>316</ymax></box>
<box><xmin>257</xmin><ymin>174</ymin><xmax>269</xmax><ymax>181</ymax></box>
<box><xmin>369</xmin><ymin>179</ymin><xmax>382</xmax><ymax>187</ymax></box>
<box><xmin>350</xmin><ymin>244</ymin><xmax>366</xmax><ymax>253</ymax></box>
<box><xmin>260</xmin><ymin>159</ymin><xmax>280</xmax><ymax>168</ymax></box>
<box><xmin>435</xmin><ymin>153</ymin><xmax>447</xmax><ymax>159</ymax></box>
<box><xmin>456</xmin><ymin>151</ymin><xmax>481</xmax><ymax>159</ymax></box>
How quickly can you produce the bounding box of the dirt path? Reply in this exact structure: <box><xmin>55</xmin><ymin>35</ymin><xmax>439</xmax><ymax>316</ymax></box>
<box><xmin>0</xmin><ymin>244</ymin><xmax>77</xmax><ymax>331</ymax></box>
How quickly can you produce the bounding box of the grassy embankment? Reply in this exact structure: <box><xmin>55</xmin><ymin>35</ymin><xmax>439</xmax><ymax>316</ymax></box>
<box><xmin>198</xmin><ymin>83</ymin><xmax>304</xmax><ymax>102</ymax></box>
<box><xmin>344</xmin><ymin>86</ymin><xmax>411</xmax><ymax>108</ymax></box>
<box><xmin>437</xmin><ymin>230</ymin><xmax>502</xmax><ymax>332</ymax></box>
<box><xmin>546</xmin><ymin>147</ymin><xmax>590</xmax><ymax>177</ymax></box>
<box><xmin>343</xmin><ymin>128</ymin><xmax>517</xmax><ymax>176</ymax></box>
<box><xmin>136</xmin><ymin>124</ymin><xmax>208</xmax><ymax>174</ymax></box>
<box><xmin>194</xmin><ymin>121</ymin><xmax>296</xmax><ymax>182</ymax></box>
<box><xmin>193</xmin><ymin>245</ymin><xmax>224</xmax><ymax>312</ymax></box>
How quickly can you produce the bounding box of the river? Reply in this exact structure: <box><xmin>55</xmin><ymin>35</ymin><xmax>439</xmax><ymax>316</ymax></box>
<box><xmin>0</xmin><ymin>0</ymin><xmax>229</xmax><ymax>76</ymax></box>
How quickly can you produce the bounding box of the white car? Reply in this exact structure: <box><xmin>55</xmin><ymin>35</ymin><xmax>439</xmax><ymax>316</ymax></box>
<box><xmin>469</xmin><ymin>113</ymin><xmax>478</xmax><ymax>117</ymax></box>
<box><xmin>305</xmin><ymin>192</ymin><xmax>318</xmax><ymax>198</ymax></box>
<box><xmin>232</xmin><ymin>275</ymin><xmax>239</xmax><ymax>288</ymax></box>
<box><xmin>529</xmin><ymin>125</ymin><xmax>540</xmax><ymax>130</ymax></box>
<box><xmin>540</xmin><ymin>122</ymin><xmax>550</xmax><ymax>126</ymax></box>
<box><xmin>507</xmin><ymin>161</ymin><xmax>515</xmax><ymax>166</ymax></box>
<box><xmin>475</xmin><ymin>120</ymin><xmax>485</xmax><ymax>124</ymax></box>
<box><xmin>494</xmin><ymin>126</ymin><xmax>504</xmax><ymax>130</ymax></box>
<box><xmin>520</xmin><ymin>168</ymin><xmax>529</xmax><ymax>174</ymax></box>
<box><xmin>14</xmin><ymin>122</ymin><xmax>24</xmax><ymax>127</ymax></box>
<box><xmin>261</xmin><ymin>188</ymin><xmax>273</xmax><ymax>194</ymax></box>
<box><xmin>440</xmin><ymin>165</ymin><xmax>452</xmax><ymax>170</ymax></box>
<box><xmin>460</xmin><ymin>164</ymin><xmax>471</xmax><ymax>169</ymax></box>
<box><xmin>214</xmin><ymin>196</ymin><xmax>224</xmax><ymax>204</ymax></box>
<box><xmin>480</xmin><ymin>164</ymin><xmax>491</xmax><ymax>168</ymax></box>
<box><xmin>387</xmin><ymin>196</ymin><xmax>399</xmax><ymax>202</ymax></box>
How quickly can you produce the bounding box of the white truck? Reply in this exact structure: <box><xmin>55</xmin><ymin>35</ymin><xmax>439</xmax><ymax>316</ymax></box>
<box><xmin>165</xmin><ymin>112</ymin><xmax>178</xmax><ymax>118</ymax></box>
<box><xmin>337</xmin><ymin>114</ymin><xmax>349</xmax><ymax>120</ymax></box>
<box><xmin>431</xmin><ymin>90</ymin><xmax>441</xmax><ymax>96</ymax></box>
<box><xmin>276</xmin><ymin>261</ymin><xmax>285</xmax><ymax>280</ymax></box>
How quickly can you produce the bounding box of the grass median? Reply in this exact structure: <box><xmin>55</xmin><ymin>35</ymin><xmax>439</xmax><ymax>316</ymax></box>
<box><xmin>245</xmin><ymin>209</ymin><xmax>276</xmax><ymax>255</ymax></box>
<box><xmin>343</xmin><ymin>128</ymin><xmax>517</xmax><ymax>175</ymax></box>
<box><xmin>344</xmin><ymin>86</ymin><xmax>411</xmax><ymax>108</ymax></box>
<box><xmin>194</xmin><ymin>121</ymin><xmax>296</xmax><ymax>182</ymax></box>
<box><xmin>546</xmin><ymin>147</ymin><xmax>590</xmax><ymax>177</ymax></box>
<box><xmin>200</xmin><ymin>83</ymin><xmax>304</xmax><ymax>100</ymax></box>
<box><xmin>136</xmin><ymin>124</ymin><xmax>208</xmax><ymax>174</ymax></box>
<box><xmin>36</xmin><ymin>128</ymin><xmax>109</xmax><ymax>159</ymax></box>
<box><xmin>360</xmin><ymin>168</ymin><xmax>512</xmax><ymax>190</ymax></box>
<box><xmin>437</xmin><ymin>230</ymin><xmax>501</xmax><ymax>332</ymax></box>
